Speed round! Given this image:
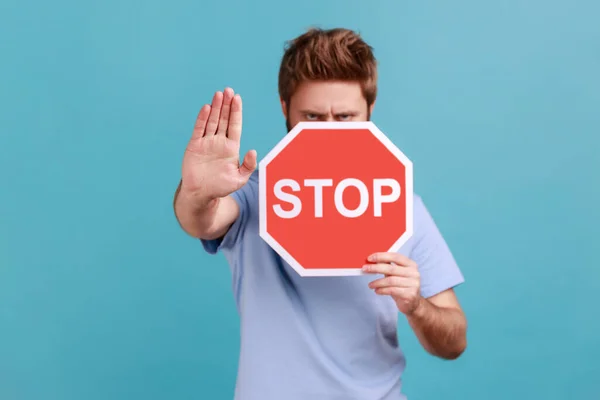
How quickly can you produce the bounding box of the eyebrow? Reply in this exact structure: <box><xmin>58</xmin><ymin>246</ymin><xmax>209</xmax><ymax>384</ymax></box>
<box><xmin>300</xmin><ymin>109</ymin><xmax>359</xmax><ymax>116</ymax></box>
<box><xmin>299</xmin><ymin>109</ymin><xmax>326</xmax><ymax>115</ymax></box>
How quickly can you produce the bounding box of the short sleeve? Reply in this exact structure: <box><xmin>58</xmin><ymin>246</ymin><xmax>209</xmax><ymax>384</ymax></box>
<box><xmin>409</xmin><ymin>196</ymin><xmax>465</xmax><ymax>298</ymax></box>
<box><xmin>200</xmin><ymin>173</ymin><xmax>256</xmax><ymax>255</ymax></box>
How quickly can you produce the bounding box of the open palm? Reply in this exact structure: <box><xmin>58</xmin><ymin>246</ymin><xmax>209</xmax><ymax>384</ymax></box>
<box><xmin>181</xmin><ymin>88</ymin><xmax>256</xmax><ymax>200</ymax></box>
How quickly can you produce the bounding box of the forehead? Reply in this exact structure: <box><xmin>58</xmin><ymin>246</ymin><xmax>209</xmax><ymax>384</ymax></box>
<box><xmin>290</xmin><ymin>80</ymin><xmax>366</xmax><ymax>112</ymax></box>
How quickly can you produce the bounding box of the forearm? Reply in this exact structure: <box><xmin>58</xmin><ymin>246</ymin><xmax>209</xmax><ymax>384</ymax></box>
<box><xmin>173</xmin><ymin>181</ymin><xmax>221</xmax><ymax>239</ymax></box>
<box><xmin>407</xmin><ymin>297</ymin><xmax>467</xmax><ymax>360</ymax></box>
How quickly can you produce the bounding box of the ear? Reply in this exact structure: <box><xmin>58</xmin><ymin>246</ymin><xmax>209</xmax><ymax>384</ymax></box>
<box><xmin>369</xmin><ymin>100</ymin><xmax>375</xmax><ymax>116</ymax></box>
<box><xmin>280</xmin><ymin>98</ymin><xmax>288</xmax><ymax>119</ymax></box>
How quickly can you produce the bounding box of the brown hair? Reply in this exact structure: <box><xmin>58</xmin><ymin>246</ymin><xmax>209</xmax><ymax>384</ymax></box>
<box><xmin>278</xmin><ymin>27</ymin><xmax>378</xmax><ymax>108</ymax></box>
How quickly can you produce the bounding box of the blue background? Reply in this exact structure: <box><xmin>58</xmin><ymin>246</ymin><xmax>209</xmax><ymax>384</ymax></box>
<box><xmin>1</xmin><ymin>0</ymin><xmax>599</xmax><ymax>399</ymax></box>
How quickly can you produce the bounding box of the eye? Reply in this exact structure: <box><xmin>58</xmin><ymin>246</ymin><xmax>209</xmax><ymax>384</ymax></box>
<box><xmin>306</xmin><ymin>113</ymin><xmax>319</xmax><ymax>121</ymax></box>
<box><xmin>338</xmin><ymin>114</ymin><xmax>352</xmax><ymax>121</ymax></box>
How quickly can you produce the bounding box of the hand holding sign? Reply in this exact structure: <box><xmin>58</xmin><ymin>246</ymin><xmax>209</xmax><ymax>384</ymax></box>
<box><xmin>182</xmin><ymin>88</ymin><xmax>256</xmax><ymax>203</ymax></box>
<box><xmin>364</xmin><ymin>252</ymin><xmax>422</xmax><ymax>315</ymax></box>
<box><xmin>259</xmin><ymin>121</ymin><xmax>413</xmax><ymax>277</ymax></box>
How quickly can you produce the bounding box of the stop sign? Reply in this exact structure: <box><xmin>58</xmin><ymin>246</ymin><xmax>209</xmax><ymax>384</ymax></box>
<box><xmin>258</xmin><ymin>121</ymin><xmax>413</xmax><ymax>277</ymax></box>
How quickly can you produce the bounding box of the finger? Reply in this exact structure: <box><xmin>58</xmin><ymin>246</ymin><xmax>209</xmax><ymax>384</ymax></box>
<box><xmin>363</xmin><ymin>263</ymin><xmax>418</xmax><ymax>277</ymax></box>
<box><xmin>374</xmin><ymin>287</ymin><xmax>408</xmax><ymax>297</ymax></box>
<box><xmin>205</xmin><ymin>91</ymin><xmax>224</xmax><ymax>135</ymax></box>
<box><xmin>227</xmin><ymin>94</ymin><xmax>243</xmax><ymax>142</ymax></box>
<box><xmin>363</xmin><ymin>263</ymin><xmax>419</xmax><ymax>278</ymax></box>
<box><xmin>216</xmin><ymin>87</ymin><xmax>235</xmax><ymax>136</ymax></box>
<box><xmin>367</xmin><ymin>252</ymin><xmax>417</xmax><ymax>268</ymax></box>
<box><xmin>368</xmin><ymin>276</ymin><xmax>417</xmax><ymax>290</ymax></box>
<box><xmin>239</xmin><ymin>149</ymin><xmax>257</xmax><ymax>179</ymax></box>
<box><xmin>191</xmin><ymin>105</ymin><xmax>211</xmax><ymax>139</ymax></box>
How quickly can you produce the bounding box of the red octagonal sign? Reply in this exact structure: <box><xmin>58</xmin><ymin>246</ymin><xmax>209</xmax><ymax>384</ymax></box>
<box><xmin>259</xmin><ymin>121</ymin><xmax>413</xmax><ymax>277</ymax></box>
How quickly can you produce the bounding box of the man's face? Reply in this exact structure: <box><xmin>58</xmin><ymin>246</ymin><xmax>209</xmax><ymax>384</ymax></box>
<box><xmin>282</xmin><ymin>80</ymin><xmax>374</xmax><ymax>132</ymax></box>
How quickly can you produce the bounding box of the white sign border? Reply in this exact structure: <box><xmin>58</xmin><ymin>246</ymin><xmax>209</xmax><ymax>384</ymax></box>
<box><xmin>259</xmin><ymin>121</ymin><xmax>413</xmax><ymax>277</ymax></box>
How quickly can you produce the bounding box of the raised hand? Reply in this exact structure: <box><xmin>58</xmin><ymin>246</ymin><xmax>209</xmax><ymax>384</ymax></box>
<box><xmin>181</xmin><ymin>88</ymin><xmax>257</xmax><ymax>202</ymax></box>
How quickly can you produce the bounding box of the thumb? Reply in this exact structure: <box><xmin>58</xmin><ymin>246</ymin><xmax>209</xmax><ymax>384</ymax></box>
<box><xmin>239</xmin><ymin>149</ymin><xmax>257</xmax><ymax>181</ymax></box>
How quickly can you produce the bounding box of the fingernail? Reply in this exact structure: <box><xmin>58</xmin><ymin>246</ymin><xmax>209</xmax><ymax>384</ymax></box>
<box><xmin>362</xmin><ymin>265</ymin><xmax>370</xmax><ymax>271</ymax></box>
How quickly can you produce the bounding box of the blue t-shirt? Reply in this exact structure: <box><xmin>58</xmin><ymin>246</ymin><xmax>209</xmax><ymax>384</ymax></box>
<box><xmin>201</xmin><ymin>171</ymin><xmax>464</xmax><ymax>400</ymax></box>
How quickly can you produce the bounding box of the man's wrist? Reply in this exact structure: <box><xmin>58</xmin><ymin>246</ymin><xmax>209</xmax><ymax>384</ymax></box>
<box><xmin>406</xmin><ymin>295</ymin><xmax>428</xmax><ymax>319</ymax></box>
<box><xmin>177</xmin><ymin>184</ymin><xmax>219</xmax><ymax>214</ymax></box>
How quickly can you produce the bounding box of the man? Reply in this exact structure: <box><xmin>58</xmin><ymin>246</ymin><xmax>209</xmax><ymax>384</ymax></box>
<box><xmin>173</xmin><ymin>28</ymin><xmax>467</xmax><ymax>400</ymax></box>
